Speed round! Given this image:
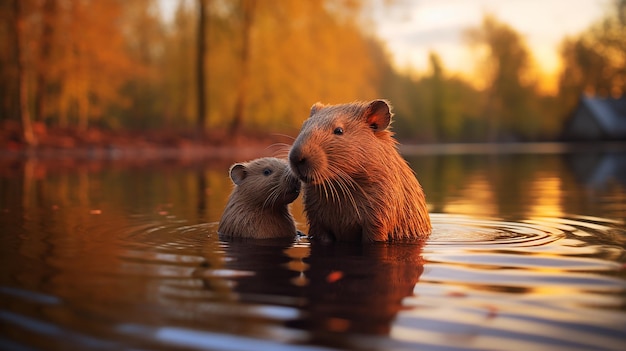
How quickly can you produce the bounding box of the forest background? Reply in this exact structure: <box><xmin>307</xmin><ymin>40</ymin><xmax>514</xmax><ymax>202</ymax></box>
<box><xmin>1</xmin><ymin>0</ymin><xmax>625</xmax><ymax>149</ymax></box>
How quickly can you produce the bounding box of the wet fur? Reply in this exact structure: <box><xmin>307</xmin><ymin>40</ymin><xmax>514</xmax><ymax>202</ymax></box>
<box><xmin>218</xmin><ymin>157</ymin><xmax>301</xmax><ymax>239</ymax></box>
<box><xmin>289</xmin><ymin>100</ymin><xmax>431</xmax><ymax>242</ymax></box>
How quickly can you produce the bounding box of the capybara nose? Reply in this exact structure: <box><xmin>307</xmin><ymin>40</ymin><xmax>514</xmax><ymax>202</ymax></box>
<box><xmin>289</xmin><ymin>148</ymin><xmax>304</xmax><ymax>168</ymax></box>
<box><xmin>292</xmin><ymin>158</ymin><xmax>307</xmax><ymax>177</ymax></box>
<box><xmin>288</xmin><ymin>148</ymin><xmax>308</xmax><ymax>180</ymax></box>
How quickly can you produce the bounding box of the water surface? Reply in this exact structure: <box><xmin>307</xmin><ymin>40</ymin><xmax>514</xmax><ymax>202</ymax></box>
<box><xmin>1</xmin><ymin>151</ymin><xmax>625</xmax><ymax>350</ymax></box>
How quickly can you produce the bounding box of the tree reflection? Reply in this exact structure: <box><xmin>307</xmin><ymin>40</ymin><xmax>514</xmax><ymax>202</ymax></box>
<box><xmin>407</xmin><ymin>152</ymin><xmax>626</xmax><ymax>222</ymax></box>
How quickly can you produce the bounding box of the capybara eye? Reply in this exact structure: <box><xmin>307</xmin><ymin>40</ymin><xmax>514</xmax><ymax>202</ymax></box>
<box><xmin>333</xmin><ymin>127</ymin><xmax>344</xmax><ymax>135</ymax></box>
<box><xmin>263</xmin><ymin>168</ymin><xmax>273</xmax><ymax>176</ymax></box>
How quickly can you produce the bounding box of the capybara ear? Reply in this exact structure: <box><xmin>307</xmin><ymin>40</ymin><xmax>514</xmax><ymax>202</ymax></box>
<box><xmin>310</xmin><ymin>102</ymin><xmax>324</xmax><ymax>117</ymax></box>
<box><xmin>364</xmin><ymin>100</ymin><xmax>391</xmax><ymax>132</ymax></box>
<box><xmin>229</xmin><ymin>163</ymin><xmax>247</xmax><ymax>185</ymax></box>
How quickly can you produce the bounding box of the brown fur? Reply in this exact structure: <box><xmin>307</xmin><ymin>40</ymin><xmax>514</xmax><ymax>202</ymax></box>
<box><xmin>288</xmin><ymin>100</ymin><xmax>431</xmax><ymax>243</ymax></box>
<box><xmin>218</xmin><ymin>157</ymin><xmax>301</xmax><ymax>239</ymax></box>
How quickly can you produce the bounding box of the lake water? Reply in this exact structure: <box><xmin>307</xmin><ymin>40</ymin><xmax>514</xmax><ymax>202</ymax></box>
<box><xmin>1</xmin><ymin>148</ymin><xmax>625</xmax><ymax>350</ymax></box>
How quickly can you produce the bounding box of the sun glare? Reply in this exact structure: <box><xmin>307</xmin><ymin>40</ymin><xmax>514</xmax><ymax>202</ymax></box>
<box><xmin>373</xmin><ymin>0</ymin><xmax>607</xmax><ymax>93</ymax></box>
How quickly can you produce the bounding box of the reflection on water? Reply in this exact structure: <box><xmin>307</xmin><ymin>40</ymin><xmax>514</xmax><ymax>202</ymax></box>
<box><xmin>408</xmin><ymin>152</ymin><xmax>626</xmax><ymax>221</ymax></box>
<box><xmin>1</xmin><ymin>151</ymin><xmax>625</xmax><ymax>350</ymax></box>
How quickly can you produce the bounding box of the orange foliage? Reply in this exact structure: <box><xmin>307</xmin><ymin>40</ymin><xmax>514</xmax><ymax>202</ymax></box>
<box><xmin>2</xmin><ymin>0</ymin><xmax>143</xmax><ymax>130</ymax></box>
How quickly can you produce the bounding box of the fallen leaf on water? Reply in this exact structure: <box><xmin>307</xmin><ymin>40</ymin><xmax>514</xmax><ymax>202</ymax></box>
<box><xmin>326</xmin><ymin>317</ymin><xmax>350</xmax><ymax>332</ymax></box>
<box><xmin>485</xmin><ymin>305</ymin><xmax>498</xmax><ymax>319</ymax></box>
<box><xmin>326</xmin><ymin>270</ymin><xmax>343</xmax><ymax>283</ymax></box>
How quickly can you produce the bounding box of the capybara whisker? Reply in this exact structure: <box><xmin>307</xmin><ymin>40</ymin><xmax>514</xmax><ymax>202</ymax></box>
<box><xmin>271</xmin><ymin>133</ymin><xmax>296</xmax><ymax>141</ymax></box>
<box><xmin>266</xmin><ymin>142</ymin><xmax>292</xmax><ymax>149</ymax></box>
<box><xmin>342</xmin><ymin>177</ymin><xmax>363</xmax><ymax>219</ymax></box>
<box><xmin>273</xmin><ymin>151</ymin><xmax>290</xmax><ymax>159</ymax></box>
<box><xmin>265</xmin><ymin>183</ymin><xmax>282</xmax><ymax>209</ymax></box>
<box><xmin>265</xmin><ymin>143</ymin><xmax>292</xmax><ymax>158</ymax></box>
<box><xmin>334</xmin><ymin>165</ymin><xmax>368</xmax><ymax>214</ymax></box>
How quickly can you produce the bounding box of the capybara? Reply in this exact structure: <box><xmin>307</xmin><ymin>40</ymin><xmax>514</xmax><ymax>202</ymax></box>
<box><xmin>218</xmin><ymin>157</ymin><xmax>301</xmax><ymax>239</ymax></box>
<box><xmin>288</xmin><ymin>99</ymin><xmax>431</xmax><ymax>242</ymax></box>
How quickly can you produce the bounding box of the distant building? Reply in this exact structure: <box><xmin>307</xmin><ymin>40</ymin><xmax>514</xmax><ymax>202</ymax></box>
<box><xmin>562</xmin><ymin>95</ymin><xmax>626</xmax><ymax>141</ymax></box>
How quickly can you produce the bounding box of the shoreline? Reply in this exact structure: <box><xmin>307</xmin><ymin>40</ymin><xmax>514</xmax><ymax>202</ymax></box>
<box><xmin>2</xmin><ymin>141</ymin><xmax>625</xmax><ymax>161</ymax></box>
<box><xmin>398</xmin><ymin>141</ymin><xmax>626</xmax><ymax>155</ymax></box>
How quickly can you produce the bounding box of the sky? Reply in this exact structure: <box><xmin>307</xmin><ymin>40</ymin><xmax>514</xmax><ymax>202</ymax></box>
<box><xmin>157</xmin><ymin>0</ymin><xmax>610</xmax><ymax>91</ymax></box>
<box><xmin>371</xmin><ymin>0</ymin><xmax>609</xmax><ymax>90</ymax></box>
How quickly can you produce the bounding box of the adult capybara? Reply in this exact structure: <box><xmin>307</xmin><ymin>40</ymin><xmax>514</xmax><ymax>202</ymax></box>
<box><xmin>218</xmin><ymin>157</ymin><xmax>301</xmax><ymax>240</ymax></box>
<box><xmin>288</xmin><ymin>100</ymin><xmax>431</xmax><ymax>242</ymax></box>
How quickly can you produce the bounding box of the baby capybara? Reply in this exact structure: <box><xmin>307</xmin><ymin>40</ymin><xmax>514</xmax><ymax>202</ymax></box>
<box><xmin>288</xmin><ymin>100</ymin><xmax>431</xmax><ymax>242</ymax></box>
<box><xmin>218</xmin><ymin>157</ymin><xmax>301</xmax><ymax>239</ymax></box>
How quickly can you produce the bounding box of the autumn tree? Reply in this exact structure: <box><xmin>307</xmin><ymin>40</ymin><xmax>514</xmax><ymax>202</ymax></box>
<box><xmin>229</xmin><ymin>0</ymin><xmax>255</xmax><ymax>136</ymax></box>
<box><xmin>465</xmin><ymin>15</ymin><xmax>539</xmax><ymax>140</ymax></box>
<box><xmin>61</xmin><ymin>0</ymin><xmax>139</xmax><ymax>130</ymax></box>
<box><xmin>160</xmin><ymin>2</ymin><xmax>196</xmax><ymax>127</ymax></box>
<box><xmin>197</xmin><ymin>0</ymin><xmax>207</xmax><ymax>131</ymax></box>
<box><xmin>34</xmin><ymin>0</ymin><xmax>57</xmax><ymax>124</ymax></box>
<box><xmin>558</xmin><ymin>0</ymin><xmax>626</xmax><ymax>114</ymax></box>
<box><xmin>1</xmin><ymin>0</ymin><xmax>145</xmax><ymax>133</ymax></box>
<box><xmin>381</xmin><ymin>71</ymin><xmax>434</xmax><ymax>141</ymax></box>
<box><xmin>246</xmin><ymin>0</ymin><xmax>380</xmax><ymax>130</ymax></box>
<box><xmin>387</xmin><ymin>51</ymin><xmax>483</xmax><ymax>142</ymax></box>
<box><xmin>12</xmin><ymin>0</ymin><xmax>37</xmax><ymax>146</ymax></box>
<box><xmin>421</xmin><ymin>52</ymin><xmax>480</xmax><ymax>141</ymax></box>
<box><xmin>429</xmin><ymin>52</ymin><xmax>446</xmax><ymax>141</ymax></box>
<box><xmin>115</xmin><ymin>0</ymin><xmax>166</xmax><ymax>129</ymax></box>
<box><xmin>188</xmin><ymin>0</ymin><xmax>384</xmax><ymax>134</ymax></box>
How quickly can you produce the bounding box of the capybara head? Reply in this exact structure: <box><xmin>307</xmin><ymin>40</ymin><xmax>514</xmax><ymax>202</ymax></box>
<box><xmin>288</xmin><ymin>100</ymin><xmax>396</xmax><ymax>185</ymax></box>
<box><xmin>228</xmin><ymin>157</ymin><xmax>301</xmax><ymax>208</ymax></box>
<box><xmin>288</xmin><ymin>99</ymin><xmax>431</xmax><ymax>242</ymax></box>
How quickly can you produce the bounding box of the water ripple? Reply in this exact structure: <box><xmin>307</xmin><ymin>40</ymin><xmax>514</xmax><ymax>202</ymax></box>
<box><xmin>4</xmin><ymin>211</ymin><xmax>624</xmax><ymax>351</ymax></box>
<box><xmin>428</xmin><ymin>213</ymin><xmax>626</xmax><ymax>255</ymax></box>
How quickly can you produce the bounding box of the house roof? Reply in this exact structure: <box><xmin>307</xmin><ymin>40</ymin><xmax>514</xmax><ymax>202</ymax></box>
<box><xmin>581</xmin><ymin>95</ymin><xmax>626</xmax><ymax>137</ymax></box>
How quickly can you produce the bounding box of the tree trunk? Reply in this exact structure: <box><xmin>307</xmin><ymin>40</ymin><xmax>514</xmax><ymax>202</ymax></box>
<box><xmin>229</xmin><ymin>0</ymin><xmax>255</xmax><ymax>136</ymax></box>
<box><xmin>196</xmin><ymin>0</ymin><xmax>207</xmax><ymax>132</ymax></box>
<box><xmin>14</xmin><ymin>0</ymin><xmax>37</xmax><ymax>147</ymax></box>
<box><xmin>35</xmin><ymin>0</ymin><xmax>57</xmax><ymax>123</ymax></box>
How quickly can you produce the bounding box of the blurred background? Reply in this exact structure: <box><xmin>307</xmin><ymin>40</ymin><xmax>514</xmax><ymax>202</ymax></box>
<box><xmin>1</xmin><ymin>0</ymin><xmax>625</xmax><ymax>150</ymax></box>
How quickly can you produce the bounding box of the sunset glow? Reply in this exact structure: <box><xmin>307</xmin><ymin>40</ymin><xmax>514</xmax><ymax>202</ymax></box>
<box><xmin>373</xmin><ymin>0</ymin><xmax>608</xmax><ymax>92</ymax></box>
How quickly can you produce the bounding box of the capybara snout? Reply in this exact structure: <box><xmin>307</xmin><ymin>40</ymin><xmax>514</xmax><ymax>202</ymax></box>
<box><xmin>289</xmin><ymin>138</ymin><xmax>327</xmax><ymax>184</ymax></box>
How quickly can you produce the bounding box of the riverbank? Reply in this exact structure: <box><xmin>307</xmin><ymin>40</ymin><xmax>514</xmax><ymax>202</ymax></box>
<box><xmin>0</xmin><ymin>122</ymin><xmax>291</xmax><ymax>162</ymax></box>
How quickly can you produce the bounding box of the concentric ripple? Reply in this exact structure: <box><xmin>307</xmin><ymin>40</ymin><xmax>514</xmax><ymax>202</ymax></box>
<box><xmin>429</xmin><ymin>213</ymin><xmax>566</xmax><ymax>247</ymax></box>
<box><xmin>428</xmin><ymin>213</ymin><xmax>626</xmax><ymax>254</ymax></box>
<box><xmin>406</xmin><ymin>214</ymin><xmax>626</xmax><ymax>351</ymax></box>
<box><xmin>424</xmin><ymin>213</ymin><xmax>625</xmax><ymax>282</ymax></box>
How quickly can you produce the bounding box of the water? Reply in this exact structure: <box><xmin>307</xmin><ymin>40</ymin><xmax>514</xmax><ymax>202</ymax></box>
<box><xmin>1</xmin><ymin>150</ymin><xmax>625</xmax><ymax>350</ymax></box>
